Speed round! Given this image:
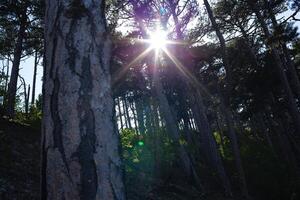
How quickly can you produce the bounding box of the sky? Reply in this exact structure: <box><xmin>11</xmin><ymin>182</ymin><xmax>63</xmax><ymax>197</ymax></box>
<box><xmin>12</xmin><ymin>8</ymin><xmax>300</xmax><ymax>103</ymax></box>
<box><xmin>18</xmin><ymin>55</ymin><xmax>43</xmax><ymax>103</ymax></box>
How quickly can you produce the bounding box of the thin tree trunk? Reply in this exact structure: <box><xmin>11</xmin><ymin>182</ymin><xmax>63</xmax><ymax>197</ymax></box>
<box><xmin>5</xmin><ymin>58</ymin><xmax>9</xmax><ymax>93</ymax></box>
<box><xmin>264</xmin><ymin>0</ymin><xmax>300</xmax><ymax>99</ymax></box>
<box><xmin>153</xmin><ymin>70</ymin><xmax>202</xmax><ymax>189</ymax></box>
<box><xmin>42</xmin><ymin>1</ymin><xmax>126</xmax><ymax>199</ymax></box>
<box><xmin>203</xmin><ymin>0</ymin><xmax>249</xmax><ymax>197</ymax></box>
<box><xmin>19</xmin><ymin>76</ymin><xmax>27</xmax><ymax>113</ymax></box>
<box><xmin>190</xmin><ymin>88</ymin><xmax>232</xmax><ymax>195</ymax></box>
<box><xmin>124</xmin><ymin>96</ymin><xmax>132</xmax><ymax>129</ymax></box>
<box><xmin>26</xmin><ymin>84</ymin><xmax>30</xmax><ymax>114</ymax></box>
<box><xmin>124</xmin><ymin>95</ymin><xmax>132</xmax><ymax>129</ymax></box>
<box><xmin>182</xmin><ymin>109</ymin><xmax>193</xmax><ymax>145</ymax></box>
<box><xmin>136</xmin><ymin>98</ymin><xmax>146</xmax><ymax>134</ymax></box>
<box><xmin>121</xmin><ymin>97</ymin><xmax>128</xmax><ymax>129</ymax></box>
<box><xmin>6</xmin><ymin>13</ymin><xmax>27</xmax><ymax>118</ymax></box>
<box><xmin>256</xmin><ymin>113</ymin><xmax>274</xmax><ymax>149</ymax></box>
<box><xmin>130</xmin><ymin>101</ymin><xmax>138</xmax><ymax>133</ymax></box>
<box><xmin>219</xmin><ymin>97</ymin><xmax>249</xmax><ymax>198</ymax></box>
<box><xmin>145</xmin><ymin>98</ymin><xmax>153</xmax><ymax>134</ymax></box>
<box><xmin>31</xmin><ymin>50</ymin><xmax>38</xmax><ymax>105</ymax></box>
<box><xmin>268</xmin><ymin>115</ymin><xmax>300</xmax><ymax>190</ymax></box>
<box><xmin>1</xmin><ymin>62</ymin><xmax>5</xmax><ymax>84</ymax></box>
<box><xmin>247</xmin><ymin>0</ymin><xmax>300</xmax><ymax>134</ymax></box>
<box><xmin>117</xmin><ymin>97</ymin><xmax>124</xmax><ymax>130</ymax></box>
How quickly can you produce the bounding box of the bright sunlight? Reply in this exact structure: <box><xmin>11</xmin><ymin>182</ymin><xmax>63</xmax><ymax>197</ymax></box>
<box><xmin>149</xmin><ymin>29</ymin><xmax>167</xmax><ymax>50</ymax></box>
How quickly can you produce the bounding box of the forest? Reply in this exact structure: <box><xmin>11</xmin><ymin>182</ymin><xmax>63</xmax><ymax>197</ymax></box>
<box><xmin>0</xmin><ymin>0</ymin><xmax>300</xmax><ymax>199</ymax></box>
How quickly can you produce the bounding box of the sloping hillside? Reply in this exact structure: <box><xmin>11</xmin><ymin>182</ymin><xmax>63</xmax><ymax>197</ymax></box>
<box><xmin>0</xmin><ymin>118</ymin><xmax>40</xmax><ymax>200</ymax></box>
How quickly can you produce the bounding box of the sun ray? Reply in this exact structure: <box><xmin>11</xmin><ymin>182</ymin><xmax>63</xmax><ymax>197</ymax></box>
<box><xmin>161</xmin><ymin>47</ymin><xmax>214</xmax><ymax>100</ymax></box>
<box><xmin>113</xmin><ymin>29</ymin><xmax>207</xmax><ymax>99</ymax></box>
<box><xmin>113</xmin><ymin>47</ymin><xmax>153</xmax><ymax>85</ymax></box>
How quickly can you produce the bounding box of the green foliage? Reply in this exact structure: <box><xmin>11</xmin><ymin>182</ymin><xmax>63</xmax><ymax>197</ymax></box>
<box><xmin>14</xmin><ymin>105</ymin><xmax>42</xmax><ymax>129</ymax></box>
<box><xmin>120</xmin><ymin>128</ymin><xmax>176</xmax><ymax>199</ymax></box>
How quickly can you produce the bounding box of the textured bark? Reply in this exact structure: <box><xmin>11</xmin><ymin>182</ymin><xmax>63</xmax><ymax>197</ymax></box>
<box><xmin>42</xmin><ymin>1</ymin><xmax>125</xmax><ymax>199</ymax></box>
<box><xmin>31</xmin><ymin>50</ymin><xmax>39</xmax><ymax>105</ymax></box>
<box><xmin>6</xmin><ymin>12</ymin><xmax>27</xmax><ymax>118</ymax></box>
<box><xmin>203</xmin><ymin>0</ymin><xmax>249</xmax><ymax>197</ymax></box>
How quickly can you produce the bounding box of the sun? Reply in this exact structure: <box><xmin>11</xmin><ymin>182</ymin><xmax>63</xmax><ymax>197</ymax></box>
<box><xmin>149</xmin><ymin>29</ymin><xmax>167</xmax><ymax>50</ymax></box>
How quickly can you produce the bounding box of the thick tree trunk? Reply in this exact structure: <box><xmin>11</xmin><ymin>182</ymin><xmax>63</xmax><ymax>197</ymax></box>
<box><xmin>42</xmin><ymin>1</ymin><xmax>126</xmax><ymax>199</ymax></box>
<box><xmin>6</xmin><ymin>14</ymin><xmax>27</xmax><ymax>118</ymax></box>
<box><xmin>31</xmin><ymin>50</ymin><xmax>38</xmax><ymax>105</ymax></box>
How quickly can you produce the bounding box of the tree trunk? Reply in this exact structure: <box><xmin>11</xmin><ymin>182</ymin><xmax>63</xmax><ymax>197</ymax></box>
<box><xmin>123</xmin><ymin>95</ymin><xmax>132</xmax><ymax>129</ymax></box>
<box><xmin>31</xmin><ymin>50</ymin><xmax>38</xmax><ymax>105</ymax></box>
<box><xmin>19</xmin><ymin>75</ymin><xmax>28</xmax><ymax>114</ymax></box>
<box><xmin>5</xmin><ymin>58</ymin><xmax>9</xmax><ymax>93</ymax></box>
<box><xmin>6</xmin><ymin>13</ymin><xmax>27</xmax><ymax>118</ymax></box>
<box><xmin>129</xmin><ymin>101</ymin><xmax>138</xmax><ymax>133</ymax></box>
<box><xmin>203</xmin><ymin>0</ymin><xmax>249</xmax><ymax>197</ymax></box>
<box><xmin>136</xmin><ymin>98</ymin><xmax>146</xmax><ymax>134</ymax></box>
<box><xmin>190</xmin><ymin>88</ymin><xmax>232</xmax><ymax>195</ymax></box>
<box><xmin>42</xmin><ymin>1</ymin><xmax>126</xmax><ymax>199</ymax></box>
<box><xmin>117</xmin><ymin>97</ymin><xmax>124</xmax><ymax>130</ymax></box>
<box><xmin>1</xmin><ymin>62</ymin><xmax>5</xmax><ymax>84</ymax></box>
<box><xmin>264</xmin><ymin>0</ymin><xmax>300</xmax><ymax>99</ymax></box>
<box><xmin>26</xmin><ymin>84</ymin><xmax>30</xmax><ymax>114</ymax></box>
<box><xmin>145</xmin><ymin>98</ymin><xmax>154</xmax><ymax>134</ymax></box>
<box><xmin>219</xmin><ymin>98</ymin><xmax>249</xmax><ymax>198</ymax></box>
<box><xmin>121</xmin><ymin>96</ymin><xmax>128</xmax><ymax>129</ymax></box>
<box><xmin>153</xmin><ymin>70</ymin><xmax>202</xmax><ymax>189</ymax></box>
<box><xmin>247</xmin><ymin>0</ymin><xmax>300</xmax><ymax>134</ymax></box>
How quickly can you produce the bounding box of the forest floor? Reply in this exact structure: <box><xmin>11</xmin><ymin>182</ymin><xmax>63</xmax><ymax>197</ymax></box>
<box><xmin>0</xmin><ymin>117</ymin><xmax>40</xmax><ymax>200</ymax></box>
<box><xmin>0</xmin><ymin>117</ymin><xmax>235</xmax><ymax>200</ymax></box>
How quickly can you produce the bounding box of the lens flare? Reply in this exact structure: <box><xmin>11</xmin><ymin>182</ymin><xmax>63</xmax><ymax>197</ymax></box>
<box><xmin>149</xmin><ymin>29</ymin><xmax>167</xmax><ymax>50</ymax></box>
